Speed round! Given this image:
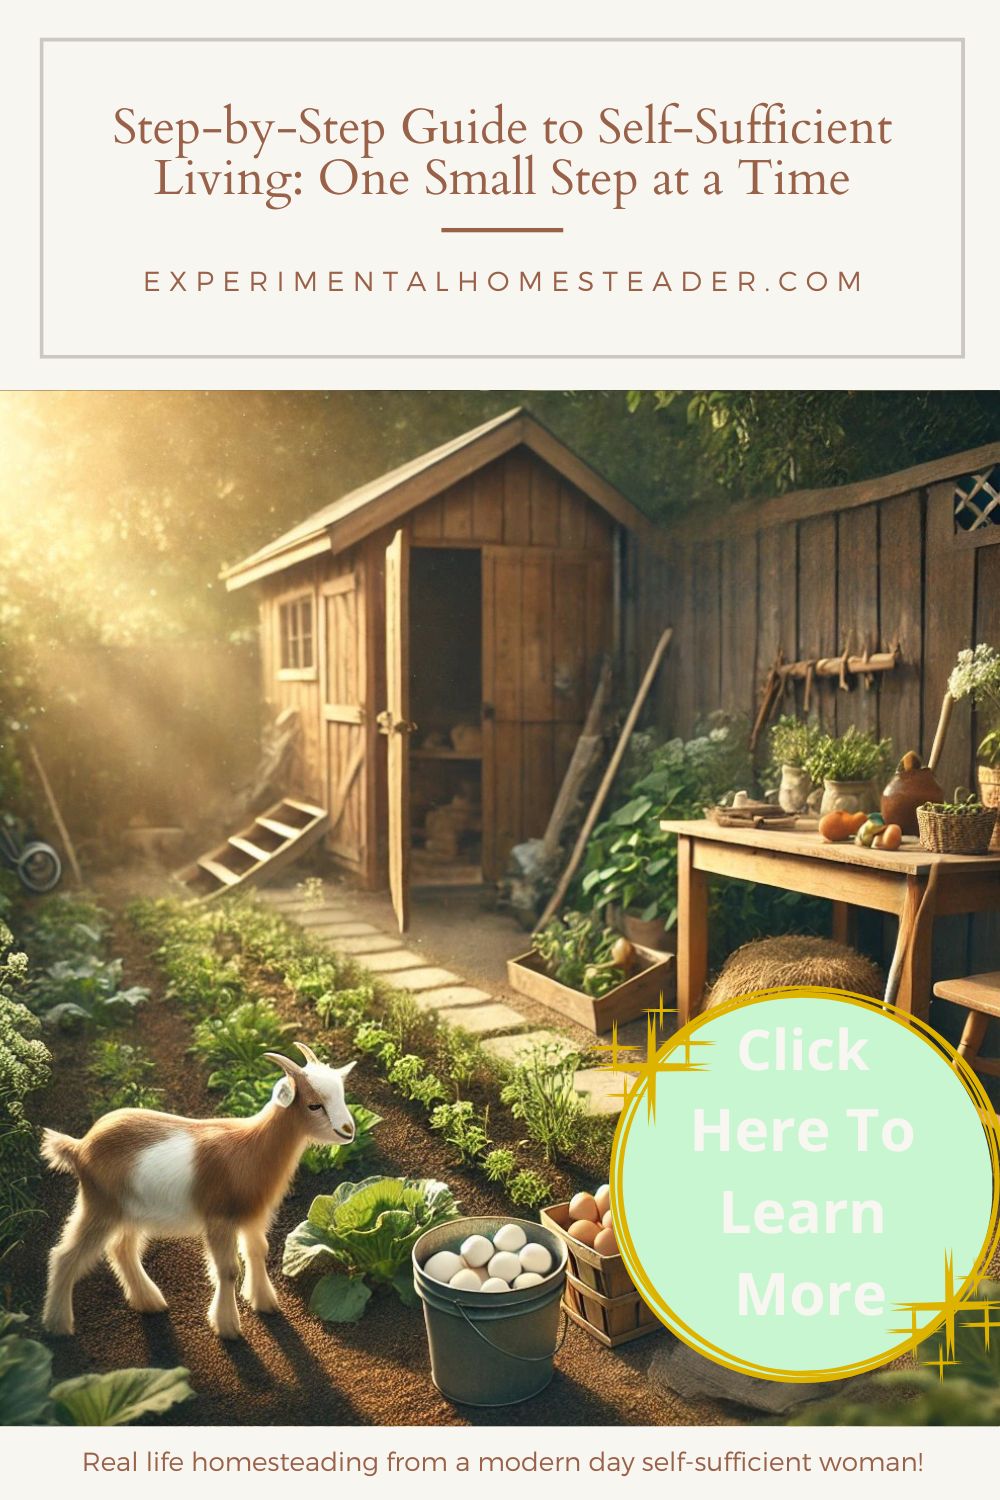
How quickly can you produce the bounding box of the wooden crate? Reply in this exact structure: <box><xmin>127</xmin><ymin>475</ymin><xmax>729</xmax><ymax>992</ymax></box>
<box><xmin>540</xmin><ymin>1202</ymin><xmax>660</xmax><ymax>1348</ymax></box>
<box><xmin>507</xmin><ymin>945</ymin><xmax>674</xmax><ymax>1034</ymax></box>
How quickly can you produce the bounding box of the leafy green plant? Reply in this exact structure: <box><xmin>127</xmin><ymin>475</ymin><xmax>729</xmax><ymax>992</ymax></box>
<box><xmin>804</xmin><ymin>725</ymin><xmax>893</xmax><ymax>785</ymax></box>
<box><xmin>282</xmin><ymin>1176</ymin><xmax>460</xmax><ymax>1322</ymax></box>
<box><xmin>300</xmin><ymin>1103</ymin><xmax>382</xmax><ymax>1174</ymax></box>
<box><xmin>0</xmin><ymin>1311</ymin><xmax>193</xmax><ymax>1426</ymax></box>
<box><xmin>768</xmin><ymin>714</ymin><xmax>820</xmax><ymax>770</ymax></box>
<box><xmin>506</xmin><ymin>1168</ymin><xmax>555</xmax><ymax>1210</ymax></box>
<box><xmin>483</xmin><ymin>1147</ymin><xmax>517</xmax><ymax>1182</ymax></box>
<box><xmin>949</xmin><ymin>644</ymin><xmax>1000</xmax><ymax>766</ymax></box>
<box><xmin>534</xmin><ymin>911</ymin><xmax>623</xmax><ymax>997</ymax></box>
<box><xmin>0</xmin><ymin>926</ymin><xmax>51</xmax><ymax>1259</ymax></box>
<box><xmin>87</xmin><ymin>1040</ymin><xmax>162</xmax><ymax>1111</ymax></box>
<box><xmin>30</xmin><ymin>956</ymin><xmax>149</xmax><ymax>1031</ymax></box>
<box><xmin>429</xmin><ymin>1100</ymin><xmax>491</xmax><ymax>1164</ymax></box>
<box><xmin>437</xmin><ymin>1026</ymin><xmax>488</xmax><ymax>1096</ymax></box>
<box><xmin>386</xmin><ymin>1052</ymin><xmax>448</xmax><ymax>1109</ymax></box>
<box><xmin>22</xmin><ymin>897</ymin><xmax>108</xmax><ymax>966</ymax></box>
<box><xmin>314</xmin><ymin>984</ymin><xmax>373</xmax><ymax>1029</ymax></box>
<box><xmin>579</xmin><ymin>719</ymin><xmax>753</xmax><ymax>926</ymax></box>
<box><xmin>500</xmin><ymin>1041</ymin><xmax>585</xmax><ymax>1163</ymax></box>
<box><xmin>191</xmin><ymin>999</ymin><xmax>295</xmax><ymax>1069</ymax></box>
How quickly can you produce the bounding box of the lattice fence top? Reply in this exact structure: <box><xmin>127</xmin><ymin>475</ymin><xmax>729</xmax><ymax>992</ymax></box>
<box><xmin>954</xmin><ymin>466</ymin><xmax>1000</xmax><ymax>533</ymax></box>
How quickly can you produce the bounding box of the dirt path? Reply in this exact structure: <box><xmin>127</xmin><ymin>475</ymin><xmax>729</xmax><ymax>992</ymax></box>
<box><xmin>6</xmin><ymin>915</ymin><xmax>729</xmax><ymax>1428</ymax></box>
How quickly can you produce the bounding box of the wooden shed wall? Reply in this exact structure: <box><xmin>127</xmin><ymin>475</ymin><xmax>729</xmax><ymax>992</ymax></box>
<box><xmin>624</xmin><ymin>445</ymin><xmax>1000</xmax><ymax>994</ymax></box>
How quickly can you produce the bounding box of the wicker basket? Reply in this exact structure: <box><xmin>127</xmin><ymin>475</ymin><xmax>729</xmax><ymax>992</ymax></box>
<box><xmin>916</xmin><ymin>795</ymin><xmax>998</xmax><ymax>855</ymax></box>
<box><xmin>978</xmin><ymin>765</ymin><xmax>1000</xmax><ymax>852</ymax></box>
<box><xmin>539</xmin><ymin>1202</ymin><xmax>660</xmax><ymax>1348</ymax></box>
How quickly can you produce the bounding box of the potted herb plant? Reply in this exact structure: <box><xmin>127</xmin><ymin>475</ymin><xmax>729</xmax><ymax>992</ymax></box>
<box><xmin>768</xmin><ymin>715</ymin><xmax>819</xmax><ymax>813</ymax></box>
<box><xmin>804</xmin><ymin>726</ymin><xmax>893</xmax><ymax>816</ymax></box>
<box><xmin>948</xmin><ymin>645</ymin><xmax>1000</xmax><ymax>841</ymax></box>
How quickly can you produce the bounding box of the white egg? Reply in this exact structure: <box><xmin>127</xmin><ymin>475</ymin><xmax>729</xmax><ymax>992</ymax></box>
<box><xmin>423</xmin><ymin>1250</ymin><xmax>465</xmax><ymax>1284</ymax></box>
<box><xmin>487</xmin><ymin>1251</ymin><xmax>523</xmax><ymax>1283</ymax></box>
<box><xmin>513</xmin><ymin>1272</ymin><xmax>544</xmax><ymax>1289</ymax></box>
<box><xmin>492</xmin><ymin>1223</ymin><xmax>527</xmax><ymax>1253</ymax></box>
<box><xmin>518</xmin><ymin>1242</ymin><xmax>552</xmax><ymax>1276</ymax></box>
<box><xmin>450</xmin><ymin>1267</ymin><xmax>486</xmax><ymax>1292</ymax></box>
<box><xmin>481</xmin><ymin>1277</ymin><xmax>510</xmax><ymax>1292</ymax></box>
<box><xmin>460</xmin><ymin>1234</ymin><xmax>494</xmax><ymax>1268</ymax></box>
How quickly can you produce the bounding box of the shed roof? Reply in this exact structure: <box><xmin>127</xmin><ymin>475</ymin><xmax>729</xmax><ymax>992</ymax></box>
<box><xmin>222</xmin><ymin>407</ymin><xmax>657</xmax><ymax>590</ymax></box>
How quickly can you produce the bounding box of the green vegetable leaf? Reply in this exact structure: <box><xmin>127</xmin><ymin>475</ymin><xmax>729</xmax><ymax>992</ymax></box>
<box><xmin>281</xmin><ymin>1219</ymin><xmax>337</xmax><ymax>1278</ymax></box>
<box><xmin>0</xmin><ymin>1329</ymin><xmax>53</xmax><ymax>1426</ymax></box>
<box><xmin>308</xmin><ymin>1275</ymin><xmax>372</xmax><ymax>1323</ymax></box>
<box><xmin>391</xmin><ymin>1269</ymin><xmax>420</xmax><ymax>1308</ymax></box>
<box><xmin>50</xmin><ymin>1367</ymin><xmax>193</xmax><ymax>1426</ymax></box>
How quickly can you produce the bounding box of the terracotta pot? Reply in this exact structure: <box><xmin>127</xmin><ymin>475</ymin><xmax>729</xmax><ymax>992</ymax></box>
<box><xmin>819</xmin><ymin>779</ymin><xmax>878</xmax><ymax>817</ymax></box>
<box><xmin>622</xmin><ymin>912</ymin><xmax>674</xmax><ymax>952</ymax></box>
<box><xmin>881</xmin><ymin>755</ymin><xmax>944</xmax><ymax>836</ymax></box>
<box><xmin>978</xmin><ymin>764</ymin><xmax>1000</xmax><ymax>851</ymax></box>
<box><xmin>778</xmin><ymin>764</ymin><xmax>812</xmax><ymax>814</ymax></box>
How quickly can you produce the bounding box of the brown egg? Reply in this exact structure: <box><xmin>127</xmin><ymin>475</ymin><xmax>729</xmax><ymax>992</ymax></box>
<box><xmin>594</xmin><ymin>1184</ymin><xmax>612</xmax><ymax>1218</ymax></box>
<box><xmin>569</xmin><ymin>1192</ymin><xmax>600</xmax><ymax>1223</ymax></box>
<box><xmin>594</xmin><ymin>1227</ymin><xmax>618</xmax><ymax>1256</ymax></box>
<box><xmin>602</xmin><ymin>1210</ymin><xmax>614</xmax><ymax>1229</ymax></box>
<box><xmin>568</xmin><ymin>1219</ymin><xmax>600</xmax><ymax>1246</ymax></box>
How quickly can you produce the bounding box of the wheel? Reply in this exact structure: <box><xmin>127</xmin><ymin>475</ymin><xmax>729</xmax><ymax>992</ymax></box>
<box><xmin>17</xmin><ymin>841</ymin><xmax>62</xmax><ymax>893</ymax></box>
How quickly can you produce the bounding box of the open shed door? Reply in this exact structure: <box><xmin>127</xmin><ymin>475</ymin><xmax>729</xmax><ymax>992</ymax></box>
<box><xmin>482</xmin><ymin>545</ymin><xmax>611</xmax><ymax>880</ymax></box>
<box><xmin>382</xmin><ymin>528</ymin><xmax>411</xmax><ymax>932</ymax></box>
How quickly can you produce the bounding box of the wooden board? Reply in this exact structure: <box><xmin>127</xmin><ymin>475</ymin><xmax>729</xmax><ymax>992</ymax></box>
<box><xmin>385</xmin><ymin>528</ymin><xmax>411</xmax><ymax>932</ymax></box>
<box><xmin>796</xmin><ymin>512</ymin><xmax>838</xmax><ymax>730</ymax></box>
<box><xmin>659</xmin><ymin>818</ymin><xmax>1000</xmax><ymax>876</ymax></box>
<box><xmin>175</xmin><ymin>796</ymin><xmax>330</xmax><ymax>902</ymax></box>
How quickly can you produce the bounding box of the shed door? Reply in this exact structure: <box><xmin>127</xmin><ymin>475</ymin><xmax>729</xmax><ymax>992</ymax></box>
<box><xmin>383</xmin><ymin>528</ymin><xmax>412</xmax><ymax>932</ymax></box>
<box><xmin>482</xmin><ymin>545</ymin><xmax>612</xmax><ymax>880</ymax></box>
<box><xmin>320</xmin><ymin>572</ymin><xmax>366</xmax><ymax>864</ymax></box>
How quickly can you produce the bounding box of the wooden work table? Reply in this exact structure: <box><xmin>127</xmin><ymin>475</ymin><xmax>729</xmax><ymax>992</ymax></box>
<box><xmin>660</xmin><ymin>818</ymin><xmax>1000</xmax><ymax>1023</ymax></box>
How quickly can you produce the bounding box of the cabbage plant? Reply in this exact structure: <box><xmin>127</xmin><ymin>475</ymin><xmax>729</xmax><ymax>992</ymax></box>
<box><xmin>282</xmin><ymin>1176</ymin><xmax>459</xmax><ymax>1323</ymax></box>
<box><xmin>0</xmin><ymin>1311</ymin><xmax>192</xmax><ymax>1426</ymax></box>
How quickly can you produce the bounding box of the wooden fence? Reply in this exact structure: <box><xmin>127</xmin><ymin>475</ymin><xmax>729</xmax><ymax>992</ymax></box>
<box><xmin>623</xmin><ymin>440</ymin><xmax>1000</xmax><ymax>994</ymax></box>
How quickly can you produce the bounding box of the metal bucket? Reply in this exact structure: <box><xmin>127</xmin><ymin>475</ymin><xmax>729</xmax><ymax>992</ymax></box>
<box><xmin>412</xmin><ymin>1215</ymin><xmax>568</xmax><ymax>1407</ymax></box>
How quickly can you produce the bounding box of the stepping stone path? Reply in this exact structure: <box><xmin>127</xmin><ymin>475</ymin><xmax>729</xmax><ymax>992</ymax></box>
<box><xmin>257</xmin><ymin>883</ymin><xmax>624</xmax><ymax>1114</ymax></box>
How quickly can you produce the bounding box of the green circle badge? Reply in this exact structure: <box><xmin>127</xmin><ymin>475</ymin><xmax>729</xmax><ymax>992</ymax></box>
<box><xmin>611</xmin><ymin>989</ymin><xmax>1000</xmax><ymax>1381</ymax></box>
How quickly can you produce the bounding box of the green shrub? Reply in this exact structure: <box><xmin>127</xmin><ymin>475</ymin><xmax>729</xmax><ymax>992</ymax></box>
<box><xmin>0</xmin><ymin>925</ymin><xmax>51</xmax><ymax>1259</ymax></box>
<box><xmin>482</xmin><ymin>1147</ymin><xmax>516</xmax><ymax>1182</ymax></box>
<box><xmin>804</xmin><ymin>725</ymin><xmax>893</xmax><ymax>784</ymax></box>
<box><xmin>506</xmin><ymin>1169</ymin><xmax>553</xmax><ymax>1210</ymax></box>
<box><xmin>429</xmin><ymin>1100</ymin><xmax>491</xmax><ymax>1164</ymax></box>
<box><xmin>191</xmin><ymin>1000</ymin><xmax>295</xmax><ymax>1068</ymax></box>
<box><xmin>499</xmin><ymin>1042</ymin><xmax>585</xmax><ymax>1163</ymax></box>
<box><xmin>88</xmin><ymin>1040</ymin><xmax>162</xmax><ymax>1111</ymax></box>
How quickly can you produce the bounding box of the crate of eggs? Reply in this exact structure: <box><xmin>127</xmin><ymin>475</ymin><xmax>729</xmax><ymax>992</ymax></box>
<box><xmin>423</xmin><ymin>1222</ymin><xmax>557</xmax><ymax>1294</ymax></box>
<box><xmin>540</xmin><ymin>1186</ymin><xmax>660</xmax><ymax>1348</ymax></box>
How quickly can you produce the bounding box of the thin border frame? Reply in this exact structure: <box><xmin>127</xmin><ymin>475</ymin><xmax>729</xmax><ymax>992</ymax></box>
<box><xmin>38</xmin><ymin>35</ymin><xmax>966</xmax><ymax>361</ymax></box>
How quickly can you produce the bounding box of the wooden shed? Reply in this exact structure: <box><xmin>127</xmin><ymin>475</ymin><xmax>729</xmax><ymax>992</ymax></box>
<box><xmin>223</xmin><ymin>409</ymin><xmax>657</xmax><ymax>928</ymax></box>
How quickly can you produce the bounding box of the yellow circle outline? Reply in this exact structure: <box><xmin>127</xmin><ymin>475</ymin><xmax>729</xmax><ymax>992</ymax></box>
<box><xmin>610</xmin><ymin>985</ymin><xmax>1000</xmax><ymax>1383</ymax></box>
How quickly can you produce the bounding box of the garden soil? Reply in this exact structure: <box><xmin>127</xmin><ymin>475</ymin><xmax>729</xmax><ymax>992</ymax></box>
<box><xmin>5</xmin><ymin>917</ymin><xmax>733</xmax><ymax>1429</ymax></box>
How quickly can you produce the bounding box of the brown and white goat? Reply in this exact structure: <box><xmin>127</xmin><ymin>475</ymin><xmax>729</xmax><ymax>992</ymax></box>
<box><xmin>40</xmin><ymin>1043</ymin><xmax>355</xmax><ymax>1340</ymax></box>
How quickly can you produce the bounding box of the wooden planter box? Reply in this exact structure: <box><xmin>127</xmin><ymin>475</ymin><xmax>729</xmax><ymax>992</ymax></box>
<box><xmin>507</xmin><ymin>945</ymin><xmax>673</xmax><ymax>1033</ymax></box>
<box><xmin>540</xmin><ymin>1202</ymin><xmax>660</xmax><ymax>1349</ymax></box>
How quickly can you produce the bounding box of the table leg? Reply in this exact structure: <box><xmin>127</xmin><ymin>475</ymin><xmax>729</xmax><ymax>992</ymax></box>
<box><xmin>896</xmin><ymin>874</ymin><xmax>935</xmax><ymax>1020</ymax></box>
<box><xmin>676</xmin><ymin>835</ymin><xmax>709</xmax><ymax>1025</ymax></box>
<box><xmin>831</xmin><ymin>901</ymin><xmax>857</xmax><ymax>948</ymax></box>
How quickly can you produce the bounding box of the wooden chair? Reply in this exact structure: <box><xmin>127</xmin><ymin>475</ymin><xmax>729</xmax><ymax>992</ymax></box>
<box><xmin>933</xmin><ymin>972</ymin><xmax>1000</xmax><ymax>1078</ymax></box>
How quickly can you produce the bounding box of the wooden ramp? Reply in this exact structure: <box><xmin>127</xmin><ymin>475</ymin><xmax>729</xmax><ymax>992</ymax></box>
<box><xmin>176</xmin><ymin>796</ymin><xmax>330</xmax><ymax>902</ymax></box>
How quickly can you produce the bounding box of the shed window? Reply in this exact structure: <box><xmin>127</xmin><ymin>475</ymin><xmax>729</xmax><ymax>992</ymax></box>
<box><xmin>279</xmin><ymin>595</ymin><xmax>314</xmax><ymax>671</ymax></box>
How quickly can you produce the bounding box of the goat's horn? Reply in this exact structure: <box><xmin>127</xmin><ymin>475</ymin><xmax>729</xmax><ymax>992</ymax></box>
<box><xmin>264</xmin><ymin>1052</ymin><xmax>305</xmax><ymax>1079</ymax></box>
<box><xmin>294</xmin><ymin>1041</ymin><xmax>320</xmax><ymax>1066</ymax></box>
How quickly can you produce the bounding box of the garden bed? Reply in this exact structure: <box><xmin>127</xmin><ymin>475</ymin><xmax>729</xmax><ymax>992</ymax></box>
<box><xmin>3</xmin><ymin>898</ymin><xmax>720</xmax><ymax>1428</ymax></box>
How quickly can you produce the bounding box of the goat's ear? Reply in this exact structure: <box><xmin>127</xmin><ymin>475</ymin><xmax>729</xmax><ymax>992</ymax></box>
<box><xmin>338</xmin><ymin>1060</ymin><xmax>357</xmax><ymax>1079</ymax></box>
<box><xmin>271</xmin><ymin>1076</ymin><xmax>296</xmax><ymax>1108</ymax></box>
